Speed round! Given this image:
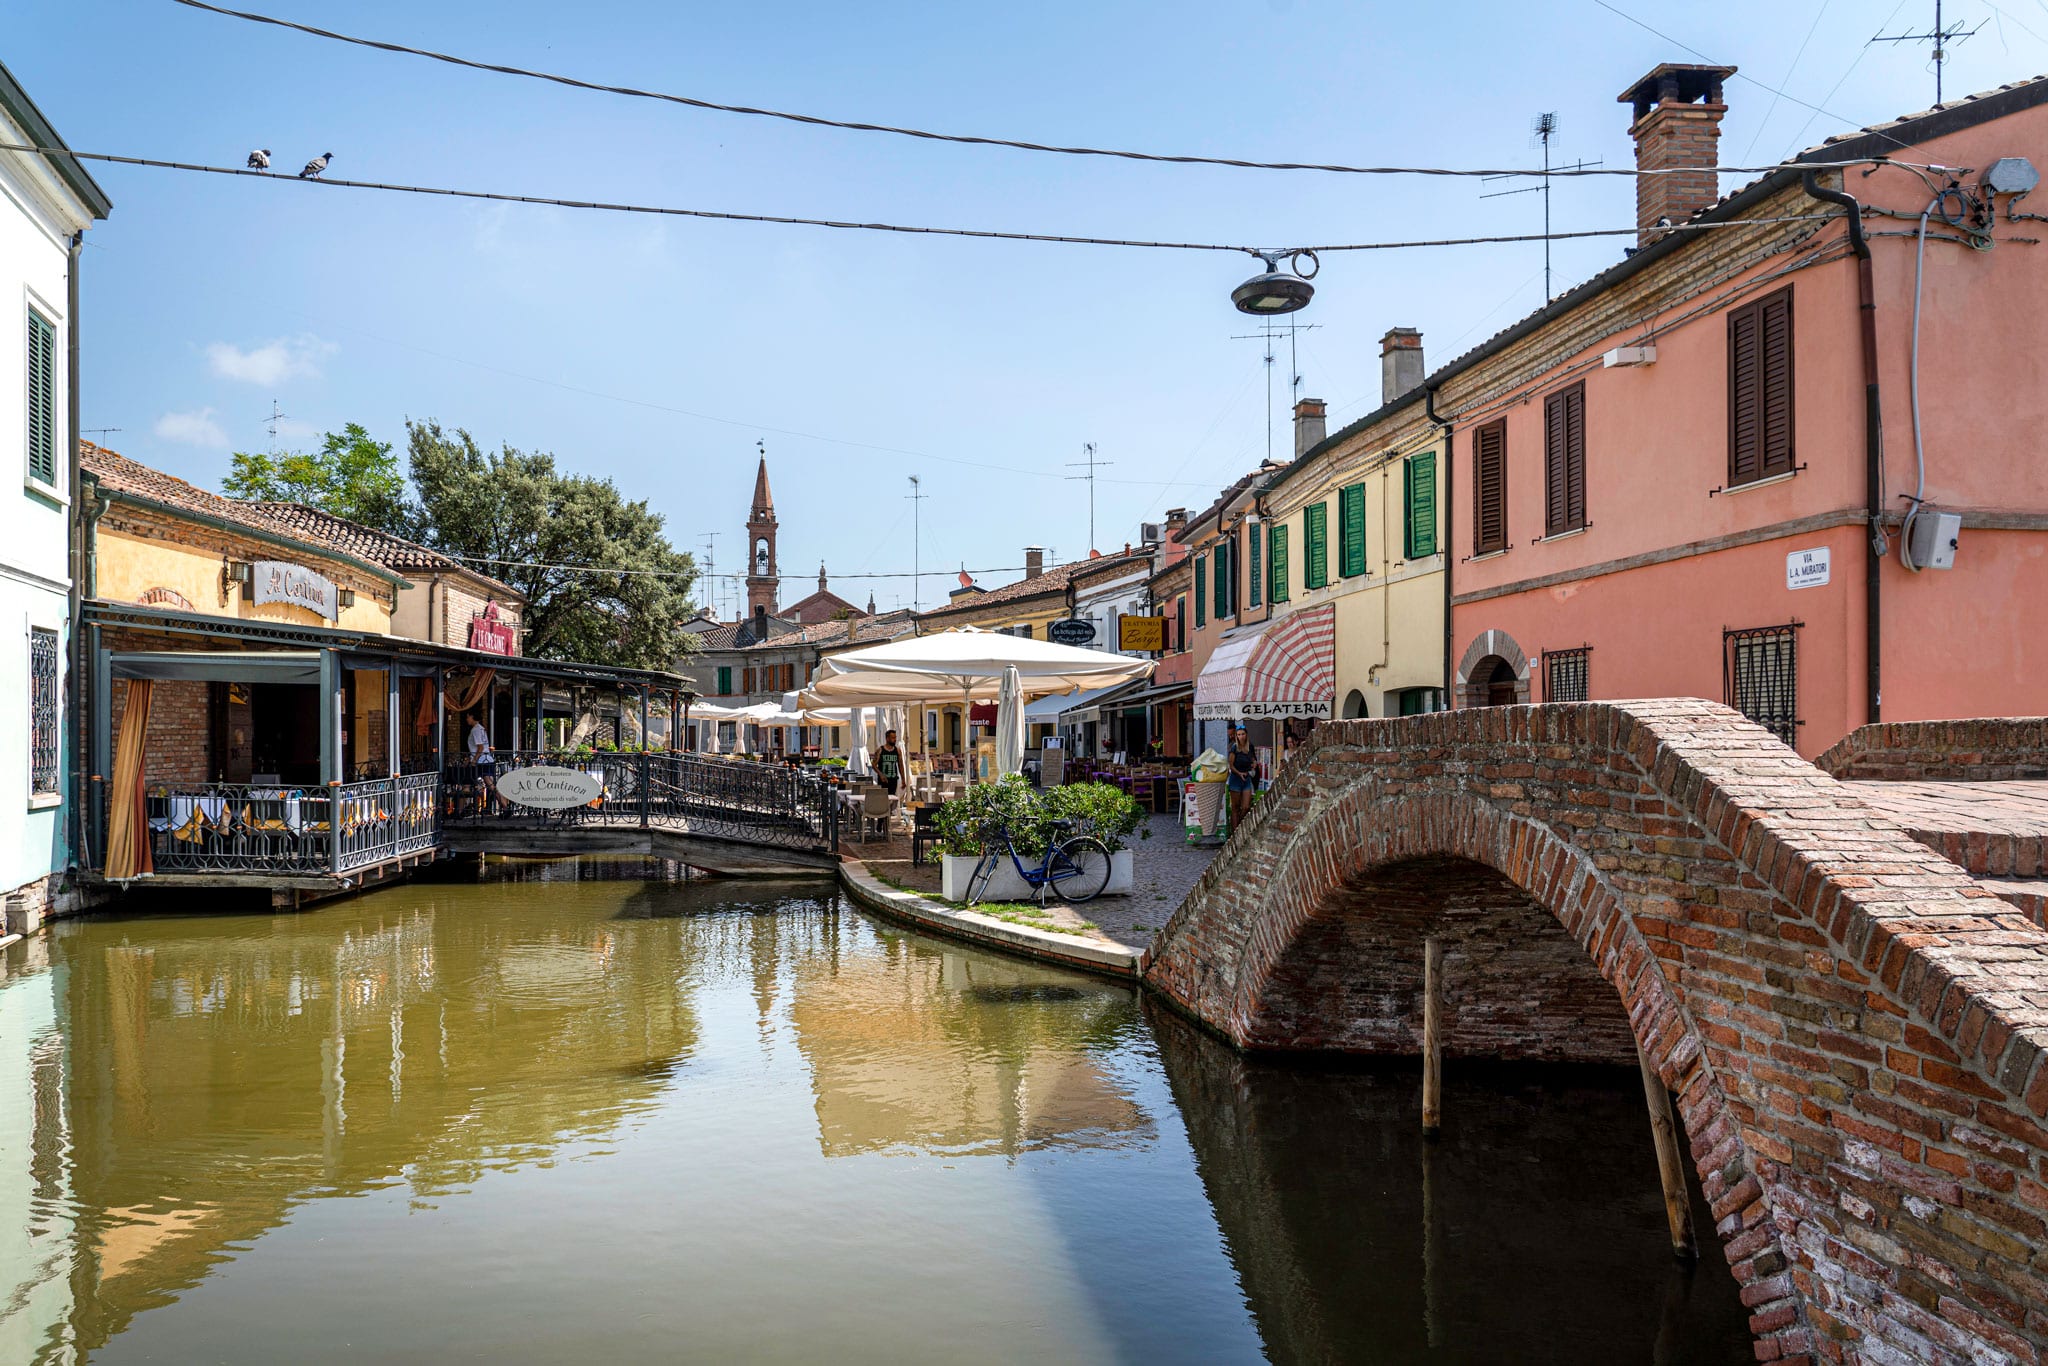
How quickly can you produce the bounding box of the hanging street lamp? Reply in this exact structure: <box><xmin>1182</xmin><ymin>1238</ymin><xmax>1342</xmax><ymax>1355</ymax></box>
<box><xmin>1232</xmin><ymin>249</ymin><xmax>1319</xmax><ymax>315</ymax></box>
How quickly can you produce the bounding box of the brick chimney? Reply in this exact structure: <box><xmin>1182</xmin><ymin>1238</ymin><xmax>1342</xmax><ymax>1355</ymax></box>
<box><xmin>1292</xmin><ymin>398</ymin><xmax>1327</xmax><ymax>459</ymax></box>
<box><xmin>1023</xmin><ymin>546</ymin><xmax>1045</xmax><ymax>580</ymax></box>
<box><xmin>1380</xmin><ymin>328</ymin><xmax>1424</xmax><ymax>405</ymax></box>
<box><xmin>1620</xmin><ymin>63</ymin><xmax>1735</xmax><ymax>246</ymax></box>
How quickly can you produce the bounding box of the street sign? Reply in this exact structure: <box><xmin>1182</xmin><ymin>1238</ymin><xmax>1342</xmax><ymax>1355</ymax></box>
<box><xmin>1118</xmin><ymin>615</ymin><xmax>1166</xmax><ymax>651</ymax></box>
<box><xmin>1047</xmin><ymin>618</ymin><xmax>1097</xmax><ymax>646</ymax></box>
<box><xmin>1786</xmin><ymin>547</ymin><xmax>1831</xmax><ymax>590</ymax></box>
<box><xmin>497</xmin><ymin>765</ymin><xmax>604</xmax><ymax>809</ymax></box>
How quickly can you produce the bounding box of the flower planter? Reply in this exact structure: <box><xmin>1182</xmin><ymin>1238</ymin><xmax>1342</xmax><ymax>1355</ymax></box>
<box><xmin>940</xmin><ymin>849</ymin><xmax>1134</xmax><ymax>902</ymax></box>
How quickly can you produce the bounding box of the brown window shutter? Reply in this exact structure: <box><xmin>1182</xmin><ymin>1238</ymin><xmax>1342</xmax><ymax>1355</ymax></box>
<box><xmin>1473</xmin><ymin>419</ymin><xmax>1507</xmax><ymax>554</ymax></box>
<box><xmin>1542</xmin><ymin>381</ymin><xmax>1585</xmax><ymax>535</ymax></box>
<box><xmin>1728</xmin><ymin>286</ymin><xmax>1793</xmax><ymax>486</ymax></box>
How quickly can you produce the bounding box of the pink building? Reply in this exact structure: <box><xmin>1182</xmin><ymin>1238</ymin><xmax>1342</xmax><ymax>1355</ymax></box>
<box><xmin>1442</xmin><ymin>64</ymin><xmax>2048</xmax><ymax>756</ymax></box>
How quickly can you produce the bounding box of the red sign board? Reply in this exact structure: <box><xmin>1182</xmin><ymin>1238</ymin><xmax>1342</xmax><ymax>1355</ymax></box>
<box><xmin>468</xmin><ymin>601</ymin><xmax>516</xmax><ymax>657</ymax></box>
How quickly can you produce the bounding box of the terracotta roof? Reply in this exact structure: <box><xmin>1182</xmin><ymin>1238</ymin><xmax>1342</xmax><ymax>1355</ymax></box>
<box><xmin>253</xmin><ymin>503</ymin><xmax>521</xmax><ymax>599</ymax></box>
<box><xmin>913</xmin><ymin>550</ymin><xmax>1148</xmax><ymax>621</ymax></box>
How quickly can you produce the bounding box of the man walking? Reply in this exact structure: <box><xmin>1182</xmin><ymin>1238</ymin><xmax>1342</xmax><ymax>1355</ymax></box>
<box><xmin>873</xmin><ymin>729</ymin><xmax>905</xmax><ymax>799</ymax></box>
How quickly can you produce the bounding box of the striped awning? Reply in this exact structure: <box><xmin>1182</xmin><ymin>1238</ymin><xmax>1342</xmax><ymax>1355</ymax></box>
<box><xmin>1193</xmin><ymin>605</ymin><xmax>1337</xmax><ymax>721</ymax></box>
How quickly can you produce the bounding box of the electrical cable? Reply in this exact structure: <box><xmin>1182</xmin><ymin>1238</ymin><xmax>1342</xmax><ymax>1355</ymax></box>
<box><xmin>442</xmin><ymin>554</ymin><xmax>1063</xmax><ymax>582</ymax></box>
<box><xmin>168</xmin><ymin>0</ymin><xmax>1923</xmax><ymax>182</ymax></box>
<box><xmin>1900</xmin><ymin>190</ymin><xmax>1940</xmax><ymax>570</ymax></box>
<box><xmin>0</xmin><ymin>142</ymin><xmax>1850</xmax><ymax>256</ymax></box>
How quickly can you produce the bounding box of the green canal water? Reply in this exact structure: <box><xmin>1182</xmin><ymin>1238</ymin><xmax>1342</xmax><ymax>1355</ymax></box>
<box><xmin>1</xmin><ymin>858</ymin><xmax>1753</xmax><ymax>1363</ymax></box>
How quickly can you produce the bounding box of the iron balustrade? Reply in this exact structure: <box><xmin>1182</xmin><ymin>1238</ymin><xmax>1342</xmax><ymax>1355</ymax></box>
<box><xmin>109</xmin><ymin>775</ymin><xmax>447</xmax><ymax>878</ymax></box>
<box><xmin>446</xmin><ymin>750</ymin><xmax>839</xmax><ymax>853</ymax></box>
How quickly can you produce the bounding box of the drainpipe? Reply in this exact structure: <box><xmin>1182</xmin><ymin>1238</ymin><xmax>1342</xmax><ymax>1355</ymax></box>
<box><xmin>1424</xmin><ymin>383</ymin><xmax>1455</xmax><ymax>707</ymax></box>
<box><xmin>64</xmin><ymin>230</ymin><xmax>86</xmax><ymax>870</ymax></box>
<box><xmin>1803</xmin><ymin>169</ymin><xmax>1883</xmax><ymax>724</ymax></box>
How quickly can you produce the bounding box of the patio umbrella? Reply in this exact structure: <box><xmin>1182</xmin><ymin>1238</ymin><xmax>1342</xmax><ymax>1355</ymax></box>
<box><xmin>995</xmin><ymin>666</ymin><xmax>1025</xmax><ymax>777</ymax></box>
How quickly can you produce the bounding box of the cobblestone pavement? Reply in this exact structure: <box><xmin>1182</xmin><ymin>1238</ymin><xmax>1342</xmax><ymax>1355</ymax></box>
<box><xmin>838</xmin><ymin>812</ymin><xmax>1219</xmax><ymax>952</ymax></box>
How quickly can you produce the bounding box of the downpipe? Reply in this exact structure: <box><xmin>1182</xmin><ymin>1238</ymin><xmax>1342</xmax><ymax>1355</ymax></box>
<box><xmin>1803</xmin><ymin>170</ymin><xmax>1883</xmax><ymax>725</ymax></box>
<box><xmin>1424</xmin><ymin>382</ymin><xmax>1455</xmax><ymax>708</ymax></box>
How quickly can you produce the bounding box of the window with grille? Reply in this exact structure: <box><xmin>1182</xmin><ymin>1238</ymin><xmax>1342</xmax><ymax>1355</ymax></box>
<box><xmin>1724</xmin><ymin>623</ymin><xmax>1801</xmax><ymax>745</ymax></box>
<box><xmin>1473</xmin><ymin>420</ymin><xmax>1507</xmax><ymax>554</ymax></box>
<box><xmin>1543</xmin><ymin>383</ymin><xmax>1587</xmax><ymax>536</ymax></box>
<box><xmin>1728</xmin><ymin>287</ymin><xmax>1795</xmax><ymax>487</ymax></box>
<box><xmin>27</xmin><ymin>310</ymin><xmax>57</xmax><ymax>489</ymax></box>
<box><xmin>1404</xmin><ymin>452</ymin><xmax>1437</xmax><ymax>559</ymax></box>
<box><xmin>1542</xmin><ymin>646</ymin><xmax>1591</xmax><ymax>703</ymax></box>
<box><xmin>29</xmin><ymin>627</ymin><xmax>59</xmax><ymax>796</ymax></box>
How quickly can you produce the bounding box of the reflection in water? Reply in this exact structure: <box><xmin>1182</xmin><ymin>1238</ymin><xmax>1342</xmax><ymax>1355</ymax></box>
<box><xmin>0</xmin><ymin>859</ymin><xmax>1750</xmax><ymax>1363</ymax></box>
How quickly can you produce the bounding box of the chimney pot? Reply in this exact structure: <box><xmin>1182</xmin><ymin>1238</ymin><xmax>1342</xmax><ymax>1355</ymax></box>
<box><xmin>1379</xmin><ymin>328</ymin><xmax>1426</xmax><ymax>405</ymax></box>
<box><xmin>1023</xmin><ymin>546</ymin><xmax>1045</xmax><ymax>580</ymax></box>
<box><xmin>1619</xmin><ymin>63</ymin><xmax>1736</xmax><ymax>246</ymax></box>
<box><xmin>1292</xmin><ymin>398</ymin><xmax>1328</xmax><ymax>459</ymax></box>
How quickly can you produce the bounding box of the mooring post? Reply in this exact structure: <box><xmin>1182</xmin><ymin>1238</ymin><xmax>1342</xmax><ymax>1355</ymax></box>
<box><xmin>1637</xmin><ymin>1044</ymin><xmax>1698</xmax><ymax>1260</ymax></box>
<box><xmin>1422</xmin><ymin>937</ymin><xmax>1444</xmax><ymax>1138</ymax></box>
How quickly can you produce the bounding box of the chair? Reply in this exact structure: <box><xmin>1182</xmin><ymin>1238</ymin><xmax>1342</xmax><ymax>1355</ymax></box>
<box><xmin>858</xmin><ymin>787</ymin><xmax>893</xmax><ymax>843</ymax></box>
<box><xmin>910</xmin><ymin>803</ymin><xmax>940</xmax><ymax>865</ymax></box>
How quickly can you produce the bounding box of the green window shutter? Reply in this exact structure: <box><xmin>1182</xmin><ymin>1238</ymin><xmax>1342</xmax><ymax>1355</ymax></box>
<box><xmin>1304</xmin><ymin>502</ymin><xmax>1329</xmax><ymax>590</ymax></box>
<box><xmin>1405</xmin><ymin>452</ymin><xmax>1438</xmax><ymax>559</ymax></box>
<box><xmin>1213</xmin><ymin>542</ymin><xmax>1229</xmax><ymax>617</ymax></box>
<box><xmin>716</xmin><ymin>666</ymin><xmax>732</xmax><ymax>695</ymax></box>
<box><xmin>1194</xmin><ymin>553</ymin><xmax>1207</xmax><ymax>627</ymax></box>
<box><xmin>1247</xmin><ymin>522</ymin><xmax>1263</xmax><ymax>609</ymax></box>
<box><xmin>1339</xmin><ymin>483</ymin><xmax>1367</xmax><ymax>578</ymax></box>
<box><xmin>1269</xmin><ymin>524</ymin><xmax>1289</xmax><ymax>602</ymax></box>
<box><xmin>26</xmin><ymin>311</ymin><xmax>55</xmax><ymax>487</ymax></box>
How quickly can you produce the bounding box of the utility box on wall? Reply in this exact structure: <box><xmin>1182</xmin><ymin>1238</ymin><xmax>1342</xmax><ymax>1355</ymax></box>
<box><xmin>1908</xmin><ymin>512</ymin><xmax>1962</xmax><ymax>571</ymax></box>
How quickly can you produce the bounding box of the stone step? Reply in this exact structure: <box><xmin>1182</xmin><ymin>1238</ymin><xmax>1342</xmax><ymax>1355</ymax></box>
<box><xmin>1842</xmin><ymin>780</ymin><xmax>2048</xmax><ymax>877</ymax></box>
<box><xmin>1977</xmin><ymin>876</ymin><xmax>2048</xmax><ymax>927</ymax></box>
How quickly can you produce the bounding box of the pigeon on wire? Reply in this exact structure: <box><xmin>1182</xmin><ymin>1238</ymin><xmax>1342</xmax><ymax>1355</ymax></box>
<box><xmin>247</xmin><ymin>149</ymin><xmax>271</xmax><ymax>170</ymax></box>
<box><xmin>299</xmin><ymin>153</ymin><xmax>332</xmax><ymax>179</ymax></box>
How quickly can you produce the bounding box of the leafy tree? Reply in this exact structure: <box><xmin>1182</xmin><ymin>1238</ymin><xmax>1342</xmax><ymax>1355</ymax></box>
<box><xmin>405</xmin><ymin>420</ymin><xmax>696</xmax><ymax>670</ymax></box>
<box><xmin>222</xmin><ymin>423</ymin><xmax>410</xmax><ymax>533</ymax></box>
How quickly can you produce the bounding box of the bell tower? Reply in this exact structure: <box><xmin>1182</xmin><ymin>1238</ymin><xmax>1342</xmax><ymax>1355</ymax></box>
<box><xmin>745</xmin><ymin>450</ymin><xmax>779</xmax><ymax>616</ymax></box>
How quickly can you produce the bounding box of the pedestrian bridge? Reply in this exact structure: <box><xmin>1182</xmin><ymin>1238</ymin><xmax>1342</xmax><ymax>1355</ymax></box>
<box><xmin>1146</xmin><ymin>701</ymin><xmax>2048</xmax><ymax>1364</ymax></box>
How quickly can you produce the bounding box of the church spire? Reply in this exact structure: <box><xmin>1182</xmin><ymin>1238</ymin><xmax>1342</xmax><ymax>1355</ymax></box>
<box><xmin>745</xmin><ymin>443</ymin><xmax>779</xmax><ymax>617</ymax></box>
<box><xmin>751</xmin><ymin>452</ymin><xmax>774</xmax><ymax>518</ymax></box>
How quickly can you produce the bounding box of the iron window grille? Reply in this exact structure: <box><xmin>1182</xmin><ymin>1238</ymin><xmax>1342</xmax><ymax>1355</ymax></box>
<box><xmin>1542</xmin><ymin>646</ymin><xmax>1591</xmax><ymax>703</ymax></box>
<box><xmin>29</xmin><ymin>627</ymin><xmax>59</xmax><ymax>796</ymax></box>
<box><xmin>1724</xmin><ymin>622</ymin><xmax>1802</xmax><ymax>745</ymax></box>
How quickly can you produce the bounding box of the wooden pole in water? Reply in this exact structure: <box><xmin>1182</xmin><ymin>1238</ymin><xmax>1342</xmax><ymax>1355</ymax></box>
<box><xmin>1637</xmin><ymin>1044</ymin><xmax>1698</xmax><ymax>1260</ymax></box>
<box><xmin>1422</xmin><ymin>937</ymin><xmax>1444</xmax><ymax>1138</ymax></box>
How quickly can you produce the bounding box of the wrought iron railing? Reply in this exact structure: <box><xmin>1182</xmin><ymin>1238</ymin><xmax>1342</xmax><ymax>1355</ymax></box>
<box><xmin>444</xmin><ymin>750</ymin><xmax>838</xmax><ymax>853</ymax></box>
<box><xmin>114</xmin><ymin>775</ymin><xmax>446</xmax><ymax>878</ymax></box>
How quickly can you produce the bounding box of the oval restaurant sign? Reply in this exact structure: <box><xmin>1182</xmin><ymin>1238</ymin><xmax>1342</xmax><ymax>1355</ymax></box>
<box><xmin>496</xmin><ymin>765</ymin><xmax>604</xmax><ymax>809</ymax></box>
<box><xmin>252</xmin><ymin>560</ymin><xmax>339</xmax><ymax>621</ymax></box>
<box><xmin>1047</xmin><ymin>618</ymin><xmax>1097</xmax><ymax>646</ymax></box>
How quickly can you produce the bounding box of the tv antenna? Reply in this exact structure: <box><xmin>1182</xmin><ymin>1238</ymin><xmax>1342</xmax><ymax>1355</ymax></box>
<box><xmin>1231</xmin><ymin>316</ymin><xmax>1319</xmax><ymax>464</ymax></box>
<box><xmin>264</xmin><ymin>400</ymin><xmax>291</xmax><ymax>452</ymax></box>
<box><xmin>1482</xmin><ymin>113</ymin><xmax>1600</xmax><ymax>302</ymax></box>
<box><xmin>905</xmin><ymin>475</ymin><xmax>927</xmax><ymax>610</ymax></box>
<box><xmin>81</xmin><ymin>427</ymin><xmax>121</xmax><ymax>438</ymax></box>
<box><xmin>1873</xmin><ymin>1</ymin><xmax>1981</xmax><ymax>105</ymax></box>
<box><xmin>699</xmin><ymin>531</ymin><xmax>720</xmax><ymax>617</ymax></box>
<box><xmin>1066</xmin><ymin>442</ymin><xmax>1112</xmax><ymax>552</ymax></box>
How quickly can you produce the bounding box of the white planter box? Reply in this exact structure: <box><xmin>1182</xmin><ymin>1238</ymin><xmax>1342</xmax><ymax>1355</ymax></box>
<box><xmin>940</xmin><ymin>848</ymin><xmax>1134</xmax><ymax>901</ymax></box>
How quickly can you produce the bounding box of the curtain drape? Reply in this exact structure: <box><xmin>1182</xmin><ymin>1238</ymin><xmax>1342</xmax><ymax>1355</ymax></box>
<box><xmin>104</xmin><ymin>679</ymin><xmax>154</xmax><ymax>880</ymax></box>
<box><xmin>443</xmin><ymin>667</ymin><xmax>495</xmax><ymax>714</ymax></box>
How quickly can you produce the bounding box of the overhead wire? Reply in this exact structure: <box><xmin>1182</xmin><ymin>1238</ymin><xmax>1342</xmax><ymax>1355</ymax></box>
<box><xmin>169</xmin><ymin>0</ymin><xmax>1922</xmax><ymax>182</ymax></box>
<box><xmin>444</xmin><ymin>553</ymin><xmax>1063</xmax><ymax>582</ymax></box>
<box><xmin>1741</xmin><ymin>0</ymin><xmax>1835</xmax><ymax>162</ymax></box>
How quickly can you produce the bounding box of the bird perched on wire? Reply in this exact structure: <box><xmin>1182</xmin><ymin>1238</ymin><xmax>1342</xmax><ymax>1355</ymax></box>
<box><xmin>247</xmin><ymin>149</ymin><xmax>271</xmax><ymax>171</ymax></box>
<box><xmin>299</xmin><ymin>152</ymin><xmax>331</xmax><ymax>179</ymax></box>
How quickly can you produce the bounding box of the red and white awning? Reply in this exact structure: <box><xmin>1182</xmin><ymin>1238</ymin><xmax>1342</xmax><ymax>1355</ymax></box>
<box><xmin>1193</xmin><ymin>605</ymin><xmax>1337</xmax><ymax>721</ymax></box>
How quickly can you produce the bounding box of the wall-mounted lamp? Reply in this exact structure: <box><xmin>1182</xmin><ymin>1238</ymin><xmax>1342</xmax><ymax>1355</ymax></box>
<box><xmin>337</xmin><ymin>588</ymin><xmax>357</xmax><ymax>608</ymax></box>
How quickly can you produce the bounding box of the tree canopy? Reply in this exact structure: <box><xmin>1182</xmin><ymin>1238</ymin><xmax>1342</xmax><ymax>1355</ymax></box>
<box><xmin>221</xmin><ymin>423</ymin><xmax>408</xmax><ymax>534</ymax></box>
<box><xmin>405</xmin><ymin>421</ymin><xmax>696</xmax><ymax>671</ymax></box>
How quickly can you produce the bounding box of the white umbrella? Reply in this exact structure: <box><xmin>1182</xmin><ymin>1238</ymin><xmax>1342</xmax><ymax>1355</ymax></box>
<box><xmin>995</xmin><ymin>666</ymin><xmax>1025</xmax><ymax>777</ymax></box>
<box><xmin>812</xmin><ymin>626</ymin><xmax>1152</xmax><ymax>697</ymax></box>
<box><xmin>847</xmin><ymin>705</ymin><xmax>870</xmax><ymax>776</ymax></box>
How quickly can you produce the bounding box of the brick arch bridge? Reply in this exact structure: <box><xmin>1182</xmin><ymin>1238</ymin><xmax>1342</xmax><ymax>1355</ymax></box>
<box><xmin>1146</xmin><ymin>701</ymin><xmax>2048</xmax><ymax>1364</ymax></box>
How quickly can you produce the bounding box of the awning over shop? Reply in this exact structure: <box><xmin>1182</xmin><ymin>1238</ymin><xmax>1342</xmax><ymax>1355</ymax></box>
<box><xmin>1023</xmin><ymin>682</ymin><xmax>1120</xmax><ymax>724</ymax></box>
<box><xmin>1114</xmin><ymin>680</ymin><xmax>1194</xmax><ymax>710</ymax></box>
<box><xmin>1056</xmin><ymin>677</ymin><xmax>1148</xmax><ymax>725</ymax></box>
<box><xmin>107</xmin><ymin>650</ymin><xmax>325</xmax><ymax>685</ymax></box>
<box><xmin>1193</xmin><ymin>605</ymin><xmax>1337</xmax><ymax>721</ymax></box>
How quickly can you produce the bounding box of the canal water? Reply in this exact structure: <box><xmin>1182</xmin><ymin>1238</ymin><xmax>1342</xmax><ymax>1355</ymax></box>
<box><xmin>1</xmin><ymin>858</ymin><xmax>1752</xmax><ymax>1363</ymax></box>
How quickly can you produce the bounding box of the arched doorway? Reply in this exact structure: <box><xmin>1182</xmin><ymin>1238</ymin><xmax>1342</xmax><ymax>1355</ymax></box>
<box><xmin>1341</xmin><ymin>689</ymin><xmax>1368</xmax><ymax>719</ymax></box>
<box><xmin>1456</xmin><ymin>629</ymin><xmax>1529</xmax><ymax>707</ymax></box>
<box><xmin>1483</xmin><ymin>658</ymin><xmax>1518</xmax><ymax>707</ymax></box>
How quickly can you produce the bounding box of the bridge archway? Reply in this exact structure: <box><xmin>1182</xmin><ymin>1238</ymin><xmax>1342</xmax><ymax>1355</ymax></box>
<box><xmin>1147</xmin><ymin>702</ymin><xmax>2048</xmax><ymax>1363</ymax></box>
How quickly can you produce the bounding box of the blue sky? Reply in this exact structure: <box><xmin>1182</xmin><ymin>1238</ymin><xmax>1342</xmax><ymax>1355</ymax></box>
<box><xmin>14</xmin><ymin>0</ymin><xmax>2048</xmax><ymax>614</ymax></box>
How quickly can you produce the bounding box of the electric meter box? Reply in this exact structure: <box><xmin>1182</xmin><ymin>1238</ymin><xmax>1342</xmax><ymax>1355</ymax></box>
<box><xmin>1908</xmin><ymin>511</ymin><xmax>1962</xmax><ymax>570</ymax></box>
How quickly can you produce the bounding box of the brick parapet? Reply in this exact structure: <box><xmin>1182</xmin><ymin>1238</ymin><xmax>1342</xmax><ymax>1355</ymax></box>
<box><xmin>1817</xmin><ymin>718</ymin><xmax>2048</xmax><ymax>783</ymax></box>
<box><xmin>1147</xmin><ymin>700</ymin><xmax>2048</xmax><ymax>1363</ymax></box>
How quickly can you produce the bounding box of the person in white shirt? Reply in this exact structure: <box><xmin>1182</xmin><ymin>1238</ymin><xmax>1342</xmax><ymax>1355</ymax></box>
<box><xmin>467</xmin><ymin>715</ymin><xmax>496</xmax><ymax>813</ymax></box>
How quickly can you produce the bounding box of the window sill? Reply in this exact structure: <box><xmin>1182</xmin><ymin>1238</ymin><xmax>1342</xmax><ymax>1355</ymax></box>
<box><xmin>25</xmin><ymin>477</ymin><xmax>67</xmax><ymax>507</ymax></box>
<box><xmin>27</xmin><ymin>793</ymin><xmax>60</xmax><ymax>811</ymax></box>
<box><xmin>1534</xmin><ymin>525</ymin><xmax>1590</xmax><ymax>544</ymax></box>
<box><xmin>1715</xmin><ymin>469</ymin><xmax>1800</xmax><ymax>496</ymax></box>
<box><xmin>1463</xmin><ymin>548</ymin><xmax>1510</xmax><ymax>564</ymax></box>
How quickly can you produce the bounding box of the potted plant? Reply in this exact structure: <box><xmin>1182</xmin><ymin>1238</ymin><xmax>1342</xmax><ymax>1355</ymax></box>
<box><xmin>931</xmin><ymin>776</ymin><xmax>1142</xmax><ymax>901</ymax></box>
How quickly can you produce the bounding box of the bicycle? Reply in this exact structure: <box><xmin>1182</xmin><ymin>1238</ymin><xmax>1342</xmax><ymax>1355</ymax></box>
<box><xmin>964</xmin><ymin>818</ymin><xmax>1113</xmax><ymax>906</ymax></box>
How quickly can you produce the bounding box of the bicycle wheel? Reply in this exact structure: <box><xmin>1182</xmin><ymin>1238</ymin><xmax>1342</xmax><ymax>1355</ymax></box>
<box><xmin>1048</xmin><ymin>836</ymin><xmax>1113</xmax><ymax>903</ymax></box>
<box><xmin>965</xmin><ymin>850</ymin><xmax>1000</xmax><ymax>905</ymax></box>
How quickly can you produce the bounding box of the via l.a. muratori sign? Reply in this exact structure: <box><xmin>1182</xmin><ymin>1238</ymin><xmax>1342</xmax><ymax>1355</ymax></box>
<box><xmin>496</xmin><ymin>765</ymin><xmax>604</xmax><ymax>809</ymax></box>
<box><xmin>252</xmin><ymin>560</ymin><xmax>339</xmax><ymax>621</ymax></box>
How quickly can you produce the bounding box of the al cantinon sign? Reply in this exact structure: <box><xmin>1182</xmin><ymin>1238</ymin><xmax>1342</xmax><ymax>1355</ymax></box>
<box><xmin>496</xmin><ymin>765</ymin><xmax>605</xmax><ymax>809</ymax></box>
<box><xmin>252</xmin><ymin>560</ymin><xmax>339</xmax><ymax>621</ymax></box>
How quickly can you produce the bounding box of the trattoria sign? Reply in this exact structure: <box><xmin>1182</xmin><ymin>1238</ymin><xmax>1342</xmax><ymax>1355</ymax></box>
<box><xmin>252</xmin><ymin>560</ymin><xmax>339</xmax><ymax>621</ymax></box>
<box><xmin>496</xmin><ymin>765</ymin><xmax>605</xmax><ymax>809</ymax></box>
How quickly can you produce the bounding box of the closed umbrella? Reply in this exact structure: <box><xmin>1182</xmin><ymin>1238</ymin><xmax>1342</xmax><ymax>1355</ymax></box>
<box><xmin>995</xmin><ymin>666</ymin><xmax>1025</xmax><ymax>777</ymax></box>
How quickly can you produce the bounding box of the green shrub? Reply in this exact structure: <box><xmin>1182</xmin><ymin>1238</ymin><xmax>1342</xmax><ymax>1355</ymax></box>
<box><xmin>933</xmin><ymin>777</ymin><xmax>1146</xmax><ymax>857</ymax></box>
<box><xmin>1041</xmin><ymin>781</ymin><xmax>1150</xmax><ymax>853</ymax></box>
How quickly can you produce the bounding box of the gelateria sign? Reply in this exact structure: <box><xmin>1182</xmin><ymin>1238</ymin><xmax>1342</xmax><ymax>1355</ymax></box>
<box><xmin>496</xmin><ymin>765</ymin><xmax>604</xmax><ymax>809</ymax></box>
<box><xmin>251</xmin><ymin>560</ymin><xmax>339</xmax><ymax>621</ymax></box>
